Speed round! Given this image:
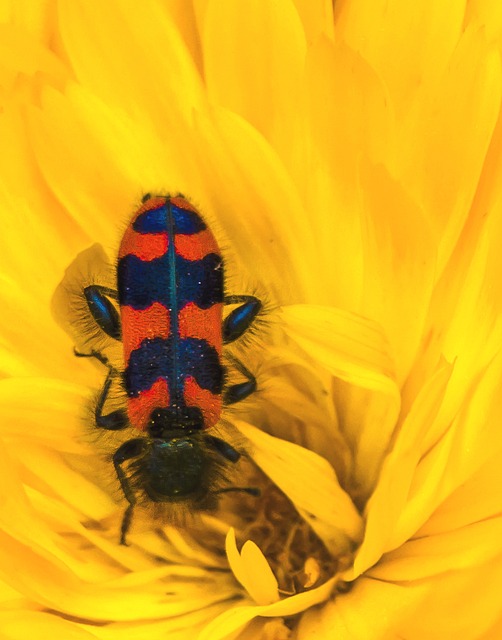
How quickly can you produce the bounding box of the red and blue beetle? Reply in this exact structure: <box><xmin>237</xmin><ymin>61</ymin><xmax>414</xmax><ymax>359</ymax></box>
<box><xmin>78</xmin><ymin>194</ymin><xmax>261</xmax><ymax>543</ymax></box>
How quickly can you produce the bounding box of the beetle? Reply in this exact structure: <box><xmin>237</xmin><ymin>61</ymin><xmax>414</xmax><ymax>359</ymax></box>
<box><xmin>77</xmin><ymin>194</ymin><xmax>261</xmax><ymax>543</ymax></box>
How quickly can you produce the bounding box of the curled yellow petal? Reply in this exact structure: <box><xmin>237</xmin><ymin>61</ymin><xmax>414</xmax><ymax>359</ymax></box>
<box><xmin>225</xmin><ymin>528</ymin><xmax>279</xmax><ymax>605</ymax></box>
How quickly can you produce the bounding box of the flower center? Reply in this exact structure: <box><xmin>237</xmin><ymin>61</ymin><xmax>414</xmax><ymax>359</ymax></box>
<box><xmin>233</xmin><ymin>479</ymin><xmax>344</xmax><ymax>594</ymax></box>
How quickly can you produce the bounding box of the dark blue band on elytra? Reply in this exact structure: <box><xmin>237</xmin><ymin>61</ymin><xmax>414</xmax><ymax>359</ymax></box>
<box><xmin>133</xmin><ymin>204</ymin><xmax>167</xmax><ymax>233</ymax></box>
<box><xmin>118</xmin><ymin>252</ymin><xmax>224</xmax><ymax>310</ymax></box>
<box><xmin>171</xmin><ymin>204</ymin><xmax>207</xmax><ymax>234</ymax></box>
<box><xmin>125</xmin><ymin>336</ymin><xmax>224</xmax><ymax>398</ymax></box>
<box><xmin>133</xmin><ymin>203</ymin><xmax>207</xmax><ymax>235</ymax></box>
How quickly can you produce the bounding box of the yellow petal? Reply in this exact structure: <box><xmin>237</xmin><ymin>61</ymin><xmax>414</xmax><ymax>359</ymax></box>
<box><xmin>58</xmin><ymin>0</ymin><xmax>203</xmax><ymax>122</ymax></box>
<box><xmin>336</xmin><ymin>0</ymin><xmax>465</xmax><ymax>111</ymax></box>
<box><xmin>237</xmin><ymin>421</ymin><xmax>363</xmax><ymax>555</ymax></box>
<box><xmin>402</xmin><ymin>26</ymin><xmax>502</xmax><ymax>270</ymax></box>
<box><xmin>292</xmin><ymin>0</ymin><xmax>335</xmax><ymax>43</ymax></box>
<box><xmin>199</xmin><ymin>575</ymin><xmax>337</xmax><ymax>640</ymax></box>
<box><xmin>467</xmin><ymin>0</ymin><xmax>502</xmax><ymax>45</ymax></box>
<box><xmin>225</xmin><ymin>528</ymin><xmax>279</xmax><ymax>605</ymax></box>
<box><xmin>299</xmin><ymin>554</ymin><xmax>502</xmax><ymax>639</ymax></box>
<box><xmin>368</xmin><ymin>518</ymin><xmax>502</xmax><ymax>582</ymax></box>
<box><xmin>481</xmin><ymin>616</ymin><xmax>502</xmax><ymax>640</ymax></box>
<box><xmin>393</xmin><ymin>349</ymin><xmax>502</xmax><ymax>550</ymax></box>
<box><xmin>281</xmin><ymin>304</ymin><xmax>397</xmax><ymax>393</ymax></box>
<box><xmin>359</xmin><ymin>162</ymin><xmax>436</xmax><ymax>383</ymax></box>
<box><xmin>193</xmin><ymin>107</ymin><xmax>316</xmax><ymax>301</ymax></box>
<box><xmin>303</xmin><ymin>37</ymin><xmax>391</xmax><ymax>309</ymax></box>
<box><xmin>281</xmin><ymin>304</ymin><xmax>401</xmax><ymax>500</ymax></box>
<box><xmin>349</xmin><ymin>361</ymin><xmax>453</xmax><ymax>578</ymax></box>
<box><xmin>417</xmin><ymin>450</ymin><xmax>502</xmax><ymax>537</ymax></box>
<box><xmin>0</xmin><ymin>611</ymin><xmax>97</xmax><ymax>639</ymax></box>
<box><xmin>203</xmin><ymin>0</ymin><xmax>306</xmax><ymax>143</ymax></box>
<box><xmin>0</xmin><ymin>378</ymin><xmax>91</xmax><ymax>453</ymax></box>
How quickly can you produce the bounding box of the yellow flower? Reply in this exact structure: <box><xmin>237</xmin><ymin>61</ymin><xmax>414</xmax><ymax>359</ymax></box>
<box><xmin>1</xmin><ymin>1</ymin><xmax>501</xmax><ymax>639</ymax></box>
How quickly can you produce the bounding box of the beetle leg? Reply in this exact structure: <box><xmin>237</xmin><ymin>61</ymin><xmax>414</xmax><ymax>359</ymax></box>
<box><xmin>84</xmin><ymin>285</ymin><xmax>121</xmax><ymax>340</ymax></box>
<box><xmin>74</xmin><ymin>347</ymin><xmax>109</xmax><ymax>366</ymax></box>
<box><xmin>223</xmin><ymin>295</ymin><xmax>261</xmax><ymax>343</ymax></box>
<box><xmin>113</xmin><ymin>439</ymin><xmax>148</xmax><ymax>544</ymax></box>
<box><xmin>224</xmin><ymin>358</ymin><xmax>257</xmax><ymax>405</ymax></box>
<box><xmin>205</xmin><ymin>435</ymin><xmax>241</xmax><ymax>462</ymax></box>
<box><xmin>94</xmin><ymin>366</ymin><xmax>128</xmax><ymax>431</ymax></box>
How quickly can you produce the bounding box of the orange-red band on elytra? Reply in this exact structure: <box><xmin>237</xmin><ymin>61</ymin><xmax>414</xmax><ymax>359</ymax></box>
<box><xmin>184</xmin><ymin>376</ymin><xmax>222</xmax><ymax>429</ymax></box>
<box><xmin>174</xmin><ymin>229</ymin><xmax>220</xmax><ymax>261</ymax></box>
<box><xmin>118</xmin><ymin>226</ymin><xmax>168</xmax><ymax>260</ymax></box>
<box><xmin>121</xmin><ymin>303</ymin><xmax>170</xmax><ymax>361</ymax></box>
<box><xmin>128</xmin><ymin>377</ymin><xmax>170</xmax><ymax>431</ymax></box>
<box><xmin>178</xmin><ymin>302</ymin><xmax>223</xmax><ymax>351</ymax></box>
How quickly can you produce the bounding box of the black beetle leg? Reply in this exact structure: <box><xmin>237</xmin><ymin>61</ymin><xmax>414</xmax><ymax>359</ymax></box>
<box><xmin>205</xmin><ymin>435</ymin><xmax>241</xmax><ymax>462</ymax></box>
<box><xmin>83</xmin><ymin>285</ymin><xmax>121</xmax><ymax>340</ymax></box>
<box><xmin>94</xmin><ymin>366</ymin><xmax>128</xmax><ymax>431</ymax></box>
<box><xmin>223</xmin><ymin>295</ymin><xmax>261</xmax><ymax>343</ymax></box>
<box><xmin>74</xmin><ymin>347</ymin><xmax>109</xmax><ymax>366</ymax></box>
<box><xmin>112</xmin><ymin>439</ymin><xmax>148</xmax><ymax>545</ymax></box>
<box><xmin>224</xmin><ymin>357</ymin><xmax>257</xmax><ymax>405</ymax></box>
